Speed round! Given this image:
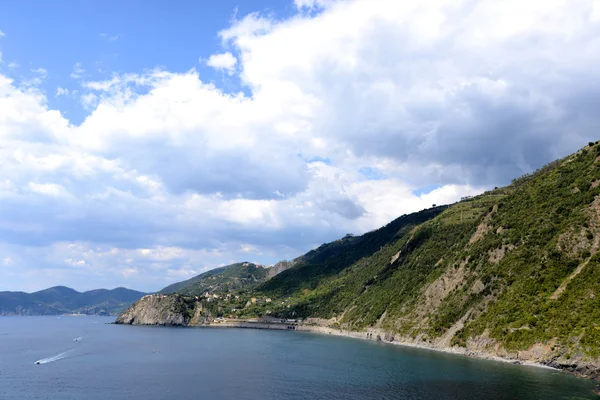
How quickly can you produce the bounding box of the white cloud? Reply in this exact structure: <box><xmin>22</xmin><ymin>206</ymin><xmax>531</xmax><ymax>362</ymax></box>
<box><xmin>0</xmin><ymin>30</ymin><xmax>5</xmax><ymax>37</ymax></box>
<box><xmin>56</xmin><ymin>87</ymin><xmax>69</xmax><ymax>97</ymax></box>
<box><xmin>28</xmin><ymin>182</ymin><xmax>69</xmax><ymax>198</ymax></box>
<box><xmin>592</xmin><ymin>1</ymin><xmax>600</xmax><ymax>21</ymax></box>
<box><xmin>206</xmin><ymin>52</ymin><xmax>238</xmax><ymax>74</ymax></box>
<box><xmin>100</xmin><ymin>33</ymin><xmax>119</xmax><ymax>41</ymax></box>
<box><xmin>70</xmin><ymin>62</ymin><xmax>85</xmax><ymax>79</ymax></box>
<box><xmin>80</xmin><ymin>92</ymin><xmax>98</xmax><ymax>110</ymax></box>
<box><xmin>65</xmin><ymin>258</ymin><xmax>86</xmax><ymax>267</ymax></box>
<box><xmin>2</xmin><ymin>0</ymin><xmax>600</xmax><ymax>291</ymax></box>
<box><xmin>31</xmin><ymin>68</ymin><xmax>47</xmax><ymax>77</ymax></box>
<box><xmin>294</xmin><ymin>0</ymin><xmax>335</xmax><ymax>11</ymax></box>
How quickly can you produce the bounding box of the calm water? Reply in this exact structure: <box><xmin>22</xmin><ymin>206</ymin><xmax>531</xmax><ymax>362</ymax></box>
<box><xmin>0</xmin><ymin>317</ymin><xmax>597</xmax><ymax>400</ymax></box>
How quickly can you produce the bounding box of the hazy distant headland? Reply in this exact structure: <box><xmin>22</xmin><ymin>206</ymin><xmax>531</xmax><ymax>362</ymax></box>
<box><xmin>0</xmin><ymin>286</ymin><xmax>147</xmax><ymax>316</ymax></box>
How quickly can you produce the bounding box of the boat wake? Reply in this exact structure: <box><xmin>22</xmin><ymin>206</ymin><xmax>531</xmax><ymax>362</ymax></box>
<box><xmin>73</xmin><ymin>336</ymin><xmax>83</xmax><ymax>342</ymax></box>
<box><xmin>34</xmin><ymin>350</ymin><xmax>72</xmax><ymax>365</ymax></box>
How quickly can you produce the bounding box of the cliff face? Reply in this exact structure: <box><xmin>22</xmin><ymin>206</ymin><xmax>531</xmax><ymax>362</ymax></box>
<box><xmin>115</xmin><ymin>294</ymin><xmax>202</xmax><ymax>326</ymax></box>
<box><xmin>266</xmin><ymin>260</ymin><xmax>296</xmax><ymax>279</ymax></box>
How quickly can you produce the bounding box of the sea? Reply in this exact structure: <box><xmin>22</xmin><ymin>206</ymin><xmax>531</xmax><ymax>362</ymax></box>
<box><xmin>0</xmin><ymin>316</ymin><xmax>597</xmax><ymax>400</ymax></box>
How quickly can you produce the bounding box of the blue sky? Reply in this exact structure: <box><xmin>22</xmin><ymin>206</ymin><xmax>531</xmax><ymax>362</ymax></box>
<box><xmin>1</xmin><ymin>0</ymin><xmax>599</xmax><ymax>292</ymax></box>
<box><xmin>0</xmin><ymin>0</ymin><xmax>297</xmax><ymax>122</ymax></box>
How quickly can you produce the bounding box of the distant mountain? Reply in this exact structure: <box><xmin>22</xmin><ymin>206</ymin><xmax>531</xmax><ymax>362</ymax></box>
<box><xmin>0</xmin><ymin>286</ymin><xmax>147</xmax><ymax>316</ymax></box>
<box><xmin>160</xmin><ymin>262</ymin><xmax>270</xmax><ymax>295</ymax></box>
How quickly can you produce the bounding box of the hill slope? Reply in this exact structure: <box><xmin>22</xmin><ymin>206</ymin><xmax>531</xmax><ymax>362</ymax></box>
<box><xmin>262</xmin><ymin>142</ymin><xmax>600</xmax><ymax>378</ymax></box>
<box><xmin>0</xmin><ymin>286</ymin><xmax>147</xmax><ymax>316</ymax></box>
<box><xmin>160</xmin><ymin>262</ymin><xmax>270</xmax><ymax>295</ymax></box>
<box><xmin>158</xmin><ymin>207</ymin><xmax>446</xmax><ymax>298</ymax></box>
<box><xmin>118</xmin><ymin>142</ymin><xmax>600</xmax><ymax>380</ymax></box>
<box><xmin>259</xmin><ymin>206</ymin><xmax>447</xmax><ymax>297</ymax></box>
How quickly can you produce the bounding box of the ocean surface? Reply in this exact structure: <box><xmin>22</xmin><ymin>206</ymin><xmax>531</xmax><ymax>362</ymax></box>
<box><xmin>0</xmin><ymin>316</ymin><xmax>597</xmax><ymax>400</ymax></box>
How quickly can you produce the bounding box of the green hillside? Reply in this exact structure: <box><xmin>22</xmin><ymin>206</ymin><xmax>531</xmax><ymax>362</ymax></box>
<box><xmin>160</xmin><ymin>262</ymin><xmax>270</xmax><ymax>295</ymax></box>
<box><xmin>260</xmin><ymin>206</ymin><xmax>447</xmax><ymax>297</ymax></box>
<box><xmin>258</xmin><ymin>141</ymin><xmax>600</xmax><ymax>364</ymax></box>
<box><xmin>120</xmin><ymin>141</ymin><xmax>600</xmax><ymax>379</ymax></box>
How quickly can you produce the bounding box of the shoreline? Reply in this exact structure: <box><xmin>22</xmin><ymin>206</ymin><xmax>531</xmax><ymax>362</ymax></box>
<box><xmin>296</xmin><ymin>325</ymin><xmax>557</xmax><ymax>371</ymax></box>
<box><xmin>114</xmin><ymin>315</ymin><xmax>599</xmax><ymax>383</ymax></box>
<box><xmin>201</xmin><ymin>321</ymin><xmax>564</xmax><ymax>374</ymax></box>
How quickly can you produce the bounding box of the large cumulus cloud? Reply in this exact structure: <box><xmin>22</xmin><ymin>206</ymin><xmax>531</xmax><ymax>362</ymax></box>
<box><xmin>2</xmin><ymin>0</ymin><xmax>599</xmax><ymax>291</ymax></box>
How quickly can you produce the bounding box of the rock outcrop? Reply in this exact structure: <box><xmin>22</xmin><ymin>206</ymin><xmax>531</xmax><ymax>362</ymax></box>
<box><xmin>115</xmin><ymin>294</ymin><xmax>201</xmax><ymax>326</ymax></box>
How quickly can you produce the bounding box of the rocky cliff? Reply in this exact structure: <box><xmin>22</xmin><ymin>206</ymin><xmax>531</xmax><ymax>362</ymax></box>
<box><xmin>115</xmin><ymin>294</ymin><xmax>205</xmax><ymax>326</ymax></box>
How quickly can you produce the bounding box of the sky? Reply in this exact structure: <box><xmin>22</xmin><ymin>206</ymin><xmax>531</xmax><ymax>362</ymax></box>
<box><xmin>1</xmin><ymin>0</ymin><xmax>599</xmax><ymax>293</ymax></box>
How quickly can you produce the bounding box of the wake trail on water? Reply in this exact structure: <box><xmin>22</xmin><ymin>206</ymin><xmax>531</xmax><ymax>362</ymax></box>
<box><xmin>35</xmin><ymin>349</ymin><xmax>73</xmax><ymax>365</ymax></box>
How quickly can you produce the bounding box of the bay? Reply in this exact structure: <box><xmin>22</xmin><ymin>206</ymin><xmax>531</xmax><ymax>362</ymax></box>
<box><xmin>0</xmin><ymin>316</ymin><xmax>596</xmax><ymax>400</ymax></box>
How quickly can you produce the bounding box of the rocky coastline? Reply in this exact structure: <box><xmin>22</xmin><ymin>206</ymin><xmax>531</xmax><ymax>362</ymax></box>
<box><xmin>295</xmin><ymin>324</ymin><xmax>584</xmax><ymax>376</ymax></box>
<box><xmin>115</xmin><ymin>295</ymin><xmax>600</xmax><ymax>384</ymax></box>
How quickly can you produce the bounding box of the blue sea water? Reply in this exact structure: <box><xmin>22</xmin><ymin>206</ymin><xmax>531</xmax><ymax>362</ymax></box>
<box><xmin>0</xmin><ymin>316</ymin><xmax>597</xmax><ymax>400</ymax></box>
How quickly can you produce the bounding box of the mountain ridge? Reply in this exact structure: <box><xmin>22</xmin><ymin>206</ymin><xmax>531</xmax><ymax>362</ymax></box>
<box><xmin>0</xmin><ymin>286</ymin><xmax>147</xmax><ymax>316</ymax></box>
<box><xmin>159</xmin><ymin>262</ymin><xmax>271</xmax><ymax>295</ymax></box>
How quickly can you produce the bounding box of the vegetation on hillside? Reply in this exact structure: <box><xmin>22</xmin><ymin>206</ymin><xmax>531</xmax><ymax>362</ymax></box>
<box><xmin>263</xmin><ymin>142</ymin><xmax>600</xmax><ymax>360</ymax></box>
<box><xmin>259</xmin><ymin>206</ymin><xmax>448</xmax><ymax>297</ymax></box>
<box><xmin>142</xmin><ymin>142</ymin><xmax>600</xmax><ymax>369</ymax></box>
<box><xmin>160</xmin><ymin>262</ymin><xmax>269</xmax><ymax>295</ymax></box>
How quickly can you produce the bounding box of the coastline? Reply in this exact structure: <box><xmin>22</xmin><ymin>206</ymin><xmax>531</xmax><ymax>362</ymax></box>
<box><xmin>294</xmin><ymin>324</ymin><xmax>556</xmax><ymax>371</ymax></box>
<box><xmin>114</xmin><ymin>295</ymin><xmax>600</xmax><ymax>383</ymax></box>
<box><xmin>200</xmin><ymin>321</ymin><xmax>580</xmax><ymax>376</ymax></box>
